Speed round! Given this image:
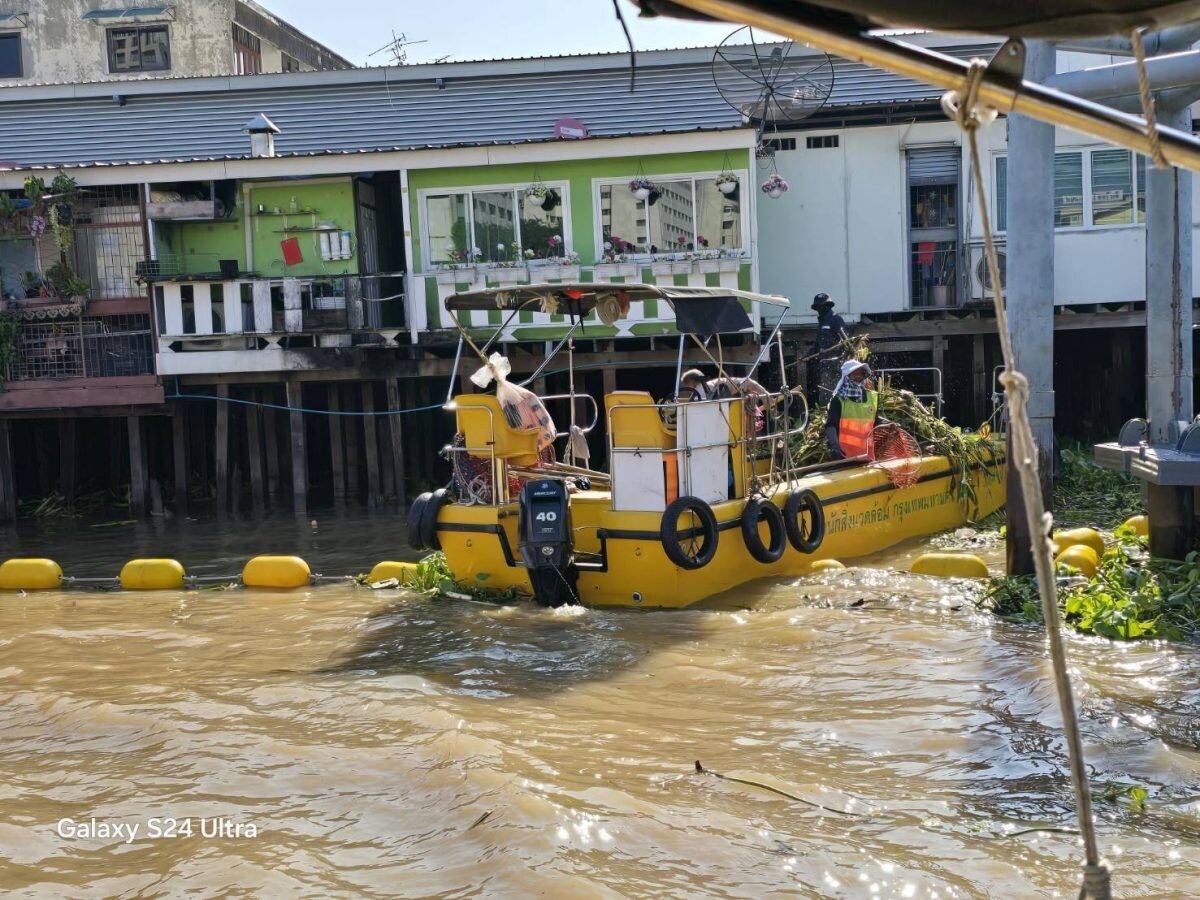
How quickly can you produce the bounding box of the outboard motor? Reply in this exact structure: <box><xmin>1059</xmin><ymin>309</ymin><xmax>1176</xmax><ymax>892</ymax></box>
<box><xmin>517</xmin><ymin>479</ymin><xmax>577</xmax><ymax>607</ymax></box>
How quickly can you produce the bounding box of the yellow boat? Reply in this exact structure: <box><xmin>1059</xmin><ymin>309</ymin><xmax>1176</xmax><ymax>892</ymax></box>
<box><xmin>408</xmin><ymin>283</ymin><xmax>1006</xmax><ymax>609</ymax></box>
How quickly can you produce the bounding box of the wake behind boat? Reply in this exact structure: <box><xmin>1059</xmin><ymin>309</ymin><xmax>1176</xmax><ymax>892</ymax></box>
<box><xmin>407</xmin><ymin>283</ymin><xmax>1005</xmax><ymax>608</ymax></box>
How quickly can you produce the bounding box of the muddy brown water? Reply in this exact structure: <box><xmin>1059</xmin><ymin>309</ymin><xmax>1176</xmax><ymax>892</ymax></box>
<box><xmin>1</xmin><ymin>512</ymin><xmax>1198</xmax><ymax>897</ymax></box>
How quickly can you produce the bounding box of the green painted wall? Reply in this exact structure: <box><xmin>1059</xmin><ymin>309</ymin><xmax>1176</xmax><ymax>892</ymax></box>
<box><xmin>155</xmin><ymin>178</ymin><xmax>359</xmax><ymax>278</ymax></box>
<box><xmin>248</xmin><ymin>180</ymin><xmax>359</xmax><ymax>277</ymax></box>
<box><xmin>406</xmin><ymin>148</ymin><xmax>752</xmax><ymax>272</ymax></box>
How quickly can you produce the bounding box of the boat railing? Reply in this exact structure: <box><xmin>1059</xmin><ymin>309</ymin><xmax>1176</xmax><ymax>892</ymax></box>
<box><xmin>607</xmin><ymin>391</ymin><xmax>811</xmax><ymax>504</ymax></box>
<box><xmin>447</xmin><ymin>390</ymin><xmax>601</xmax><ymax>506</ymax></box>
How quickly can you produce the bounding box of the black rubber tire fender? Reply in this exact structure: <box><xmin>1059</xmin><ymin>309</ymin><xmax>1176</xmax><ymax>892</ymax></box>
<box><xmin>419</xmin><ymin>488</ymin><xmax>450</xmax><ymax>551</ymax></box>
<box><xmin>741</xmin><ymin>497</ymin><xmax>787</xmax><ymax>564</ymax></box>
<box><xmin>660</xmin><ymin>495</ymin><xmax>719</xmax><ymax>570</ymax></box>
<box><xmin>784</xmin><ymin>489</ymin><xmax>825</xmax><ymax>554</ymax></box>
<box><xmin>407</xmin><ymin>492</ymin><xmax>432</xmax><ymax>551</ymax></box>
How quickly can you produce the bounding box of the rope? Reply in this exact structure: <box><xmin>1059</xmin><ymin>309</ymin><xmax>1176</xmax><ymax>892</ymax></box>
<box><xmin>1131</xmin><ymin>28</ymin><xmax>1169</xmax><ymax>170</ymax></box>
<box><xmin>943</xmin><ymin>62</ymin><xmax>1112</xmax><ymax>900</ymax></box>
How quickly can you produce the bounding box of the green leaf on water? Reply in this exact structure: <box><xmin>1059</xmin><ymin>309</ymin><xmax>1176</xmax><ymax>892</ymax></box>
<box><xmin>1128</xmin><ymin>787</ymin><xmax>1148</xmax><ymax>812</ymax></box>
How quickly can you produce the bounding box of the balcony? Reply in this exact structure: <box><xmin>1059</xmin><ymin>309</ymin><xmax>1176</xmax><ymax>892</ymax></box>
<box><xmin>153</xmin><ymin>273</ymin><xmax>406</xmax><ymax>376</ymax></box>
<box><xmin>0</xmin><ymin>312</ymin><xmax>161</xmax><ymax>411</ymax></box>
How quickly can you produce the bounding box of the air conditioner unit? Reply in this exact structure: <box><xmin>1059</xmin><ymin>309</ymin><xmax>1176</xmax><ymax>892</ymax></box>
<box><xmin>969</xmin><ymin>241</ymin><xmax>1007</xmax><ymax>301</ymax></box>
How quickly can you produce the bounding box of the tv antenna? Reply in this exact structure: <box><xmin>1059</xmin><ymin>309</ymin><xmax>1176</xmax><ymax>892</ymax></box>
<box><xmin>367</xmin><ymin>30</ymin><xmax>429</xmax><ymax>66</ymax></box>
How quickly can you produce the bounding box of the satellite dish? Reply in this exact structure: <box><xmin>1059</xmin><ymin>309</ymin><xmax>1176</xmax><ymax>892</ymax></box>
<box><xmin>712</xmin><ymin>27</ymin><xmax>835</xmax><ymax>130</ymax></box>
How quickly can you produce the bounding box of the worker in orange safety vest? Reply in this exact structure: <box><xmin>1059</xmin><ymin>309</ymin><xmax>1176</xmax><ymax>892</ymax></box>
<box><xmin>825</xmin><ymin>360</ymin><xmax>879</xmax><ymax>459</ymax></box>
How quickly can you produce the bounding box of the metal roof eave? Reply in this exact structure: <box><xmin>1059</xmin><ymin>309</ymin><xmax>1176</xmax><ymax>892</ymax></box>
<box><xmin>0</xmin><ymin>125</ymin><xmax>755</xmax><ymax>174</ymax></box>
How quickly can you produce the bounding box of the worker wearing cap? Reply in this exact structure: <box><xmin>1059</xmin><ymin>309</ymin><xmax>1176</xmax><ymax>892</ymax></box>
<box><xmin>826</xmin><ymin>360</ymin><xmax>879</xmax><ymax>459</ymax></box>
<box><xmin>811</xmin><ymin>293</ymin><xmax>848</xmax><ymax>401</ymax></box>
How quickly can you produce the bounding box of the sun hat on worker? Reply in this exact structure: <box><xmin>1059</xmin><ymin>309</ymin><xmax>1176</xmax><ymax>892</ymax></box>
<box><xmin>811</xmin><ymin>292</ymin><xmax>834</xmax><ymax>310</ymax></box>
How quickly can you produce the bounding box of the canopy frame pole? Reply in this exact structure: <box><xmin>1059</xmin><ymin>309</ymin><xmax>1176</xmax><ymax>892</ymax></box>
<box><xmin>668</xmin><ymin>0</ymin><xmax>1200</xmax><ymax>172</ymax></box>
<box><xmin>520</xmin><ymin>320</ymin><xmax>585</xmax><ymax>388</ymax></box>
<box><xmin>444</xmin><ymin>335</ymin><xmax>464</xmax><ymax>408</ymax></box>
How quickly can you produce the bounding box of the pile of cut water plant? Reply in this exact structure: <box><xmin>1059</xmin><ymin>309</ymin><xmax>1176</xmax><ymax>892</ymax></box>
<box><xmin>981</xmin><ymin>525</ymin><xmax>1200</xmax><ymax>641</ymax></box>
<box><xmin>1054</xmin><ymin>442</ymin><xmax>1142</xmax><ymax>529</ymax></box>
<box><xmin>359</xmin><ymin>551</ymin><xmax>527</xmax><ymax>603</ymax></box>
<box><xmin>792</xmin><ymin>378</ymin><xmax>1003</xmax><ymax>519</ymax></box>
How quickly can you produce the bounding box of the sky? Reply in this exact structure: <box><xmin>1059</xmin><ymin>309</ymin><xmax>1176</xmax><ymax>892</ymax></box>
<box><xmin>256</xmin><ymin>0</ymin><xmax>775</xmax><ymax>66</ymax></box>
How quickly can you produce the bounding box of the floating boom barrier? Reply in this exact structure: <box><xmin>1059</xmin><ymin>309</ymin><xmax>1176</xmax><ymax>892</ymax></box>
<box><xmin>0</xmin><ymin>519</ymin><xmax>1143</xmax><ymax>594</ymax></box>
<box><xmin>0</xmin><ymin>556</ymin><xmax>421</xmax><ymax>593</ymax></box>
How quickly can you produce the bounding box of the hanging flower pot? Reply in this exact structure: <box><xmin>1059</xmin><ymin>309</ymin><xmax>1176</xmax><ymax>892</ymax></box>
<box><xmin>716</xmin><ymin>173</ymin><xmax>739</xmax><ymax>195</ymax></box>
<box><xmin>761</xmin><ymin>173</ymin><xmax>789</xmax><ymax>200</ymax></box>
<box><xmin>528</xmin><ymin>193</ymin><xmax>546</xmax><ymax>208</ymax></box>
<box><xmin>629</xmin><ymin>175</ymin><xmax>656</xmax><ymax>202</ymax></box>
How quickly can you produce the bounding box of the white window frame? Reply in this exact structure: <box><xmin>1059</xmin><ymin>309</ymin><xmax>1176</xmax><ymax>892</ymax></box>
<box><xmin>590</xmin><ymin>170</ymin><xmax>750</xmax><ymax>259</ymax></box>
<box><xmin>993</xmin><ymin>146</ymin><xmax>1146</xmax><ymax>234</ymax></box>
<box><xmin>416</xmin><ymin>180</ymin><xmax>572</xmax><ymax>273</ymax></box>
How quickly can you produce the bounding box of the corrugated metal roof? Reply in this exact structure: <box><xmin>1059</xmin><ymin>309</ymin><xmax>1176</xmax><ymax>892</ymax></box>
<box><xmin>0</xmin><ymin>42</ymin><xmax>995</xmax><ymax>171</ymax></box>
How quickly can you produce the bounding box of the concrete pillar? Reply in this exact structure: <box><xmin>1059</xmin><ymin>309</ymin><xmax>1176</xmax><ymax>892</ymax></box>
<box><xmin>287</xmin><ymin>380</ymin><xmax>308</xmax><ymax>515</ymax></box>
<box><xmin>1145</xmin><ymin>104</ymin><xmax>1194</xmax><ymax>558</ymax></box>
<box><xmin>1145</xmin><ymin>105</ymin><xmax>1194</xmax><ymax>444</ymax></box>
<box><xmin>1004</xmin><ymin>40</ymin><xmax>1057</xmax><ymax>577</ymax></box>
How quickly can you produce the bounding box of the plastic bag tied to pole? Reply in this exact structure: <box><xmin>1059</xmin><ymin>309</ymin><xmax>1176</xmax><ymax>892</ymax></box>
<box><xmin>471</xmin><ymin>352</ymin><xmax>557</xmax><ymax>452</ymax></box>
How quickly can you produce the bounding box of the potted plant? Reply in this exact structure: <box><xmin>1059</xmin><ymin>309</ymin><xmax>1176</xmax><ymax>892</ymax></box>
<box><xmin>527</xmin><ymin>184</ymin><xmax>552</xmax><ymax>208</ymax></box>
<box><xmin>629</xmin><ymin>176</ymin><xmax>656</xmax><ymax>202</ymax></box>
<box><xmin>761</xmin><ymin>173</ymin><xmax>789</xmax><ymax>199</ymax></box>
<box><xmin>716</xmin><ymin>173</ymin><xmax>739</xmax><ymax>195</ymax></box>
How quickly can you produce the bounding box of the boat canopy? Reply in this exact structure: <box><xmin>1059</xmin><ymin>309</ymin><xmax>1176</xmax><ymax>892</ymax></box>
<box><xmin>445</xmin><ymin>283</ymin><xmax>789</xmax><ymax>337</ymax></box>
<box><xmin>444</xmin><ymin>283</ymin><xmax>788</xmax><ymax>313</ymax></box>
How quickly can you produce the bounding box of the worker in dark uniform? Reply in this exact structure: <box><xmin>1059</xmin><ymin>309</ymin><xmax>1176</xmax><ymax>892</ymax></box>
<box><xmin>811</xmin><ymin>293</ymin><xmax>848</xmax><ymax>403</ymax></box>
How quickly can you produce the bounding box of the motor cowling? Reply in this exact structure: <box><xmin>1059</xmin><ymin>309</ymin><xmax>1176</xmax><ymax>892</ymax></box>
<box><xmin>518</xmin><ymin>479</ymin><xmax>577</xmax><ymax>607</ymax></box>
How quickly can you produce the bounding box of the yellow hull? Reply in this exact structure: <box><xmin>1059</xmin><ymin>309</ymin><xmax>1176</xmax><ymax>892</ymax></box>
<box><xmin>436</xmin><ymin>454</ymin><xmax>1006</xmax><ymax>609</ymax></box>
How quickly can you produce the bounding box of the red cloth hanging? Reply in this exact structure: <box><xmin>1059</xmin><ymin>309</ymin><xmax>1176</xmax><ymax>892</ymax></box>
<box><xmin>281</xmin><ymin>237</ymin><xmax>303</xmax><ymax>266</ymax></box>
<box><xmin>916</xmin><ymin>241</ymin><xmax>936</xmax><ymax>266</ymax></box>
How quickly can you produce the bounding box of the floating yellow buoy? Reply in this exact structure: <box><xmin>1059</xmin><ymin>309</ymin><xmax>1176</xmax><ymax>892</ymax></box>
<box><xmin>1053</xmin><ymin>527</ymin><xmax>1105</xmax><ymax>558</ymax></box>
<box><xmin>911</xmin><ymin>552</ymin><xmax>989</xmax><ymax>579</ymax></box>
<box><xmin>1056</xmin><ymin>544</ymin><xmax>1099</xmax><ymax>578</ymax></box>
<box><xmin>367</xmin><ymin>561</ymin><xmax>419</xmax><ymax>584</ymax></box>
<box><xmin>119</xmin><ymin>559</ymin><xmax>186</xmax><ymax>591</ymax></box>
<box><xmin>810</xmin><ymin>559</ymin><xmax>846</xmax><ymax>572</ymax></box>
<box><xmin>1123</xmin><ymin>515</ymin><xmax>1149</xmax><ymax>538</ymax></box>
<box><xmin>0</xmin><ymin>558</ymin><xmax>63</xmax><ymax>591</ymax></box>
<box><xmin>242</xmin><ymin>555</ymin><xmax>311</xmax><ymax>589</ymax></box>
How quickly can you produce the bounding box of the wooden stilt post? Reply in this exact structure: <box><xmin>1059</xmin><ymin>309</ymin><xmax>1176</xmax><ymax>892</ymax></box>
<box><xmin>972</xmin><ymin>333</ymin><xmax>988</xmax><ymax>426</ymax></box>
<box><xmin>215</xmin><ymin>383</ymin><xmax>230</xmax><ymax>515</ymax></box>
<box><xmin>386</xmin><ymin>377</ymin><xmax>406</xmax><ymax>506</ymax></box>
<box><xmin>245</xmin><ymin>391</ymin><xmax>265</xmax><ymax>514</ymax></box>
<box><xmin>262</xmin><ymin>388</ymin><xmax>280</xmax><ymax>506</ymax></box>
<box><xmin>286</xmin><ymin>380</ymin><xmax>307</xmax><ymax>515</ymax></box>
<box><xmin>0</xmin><ymin>417</ymin><xmax>16</xmax><ymax>522</ymax></box>
<box><xmin>128</xmin><ymin>415</ymin><xmax>147</xmax><ymax>517</ymax></box>
<box><xmin>362</xmin><ymin>381</ymin><xmax>380</xmax><ymax>508</ymax></box>
<box><xmin>109</xmin><ymin>417</ymin><xmax>124</xmax><ymax>490</ymax></box>
<box><xmin>417</xmin><ymin>380</ymin><xmax>435</xmax><ymax>486</ymax></box>
<box><xmin>328</xmin><ymin>384</ymin><xmax>346</xmax><ymax>505</ymax></box>
<box><xmin>59</xmin><ymin>419</ymin><xmax>77</xmax><ymax>503</ymax></box>
<box><xmin>602</xmin><ymin>367</ymin><xmax>617</xmax><ymax>396</ymax></box>
<box><xmin>172</xmin><ymin>406</ymin><xmax>188</xmax><ymax>513</ymax></box>
<box><xmin>345</xmin><ymin>385</ymin><xmax>363</xmax><ymax>502</ymax></box>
